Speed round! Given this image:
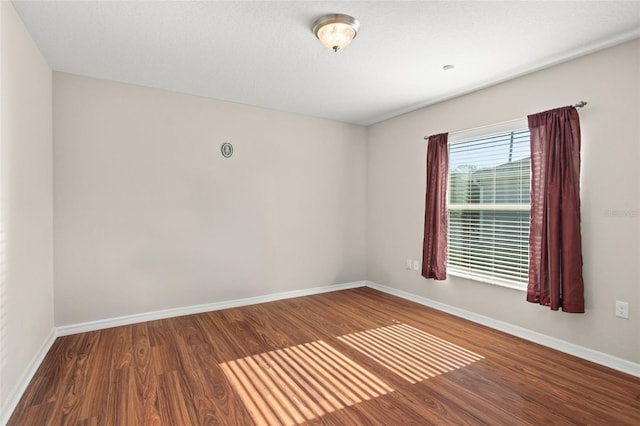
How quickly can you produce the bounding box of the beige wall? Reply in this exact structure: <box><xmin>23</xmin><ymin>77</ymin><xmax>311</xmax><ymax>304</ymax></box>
<box><xmin>367</xmin><ymin>39</ymin><xmax>640</xmax><ymax>363</ymax></box>
<box><xmin>0</xmin><ymin>0</ymin><xmax>54</xmax><ymax>415</ymax></box>
<box><xmin>53</xmin><ymin>73</ymin><xmax>367</xmax><ymax>326</ymax></box>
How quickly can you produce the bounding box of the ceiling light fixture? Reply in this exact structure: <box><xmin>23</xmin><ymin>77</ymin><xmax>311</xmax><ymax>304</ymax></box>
<box><xmin>312</xmin><ymin>14</ymin><xmax>360</xmax><ymax>52</ymax></box>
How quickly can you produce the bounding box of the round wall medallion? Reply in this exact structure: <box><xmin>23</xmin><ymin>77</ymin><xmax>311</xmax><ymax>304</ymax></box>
<box><xmin>221</xmin><ymin>142</ymin><xmax>233</xmax><ymax>158</ymax></box>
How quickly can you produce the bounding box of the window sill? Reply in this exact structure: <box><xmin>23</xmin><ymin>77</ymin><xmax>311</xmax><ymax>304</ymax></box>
<box><xmin>447</xmin><ymin>268</ymin><xmax>526</xmax><ymax>292</ymax></box>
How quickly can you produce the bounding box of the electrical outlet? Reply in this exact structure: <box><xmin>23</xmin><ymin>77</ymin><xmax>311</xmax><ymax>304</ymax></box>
<box><xmin>615</xmin><ymin>300</ymin><xmax>629</xmax><ymax>319</ymax></box>
<box><xmin>412</xmin><ymin>260</ymin><xmax>420</xmax><ymax>271</ymax></box>
<box><xmin>405</xmin><ymin>259</ymin><xmax>412</xmax><ymax>270</ymax></box>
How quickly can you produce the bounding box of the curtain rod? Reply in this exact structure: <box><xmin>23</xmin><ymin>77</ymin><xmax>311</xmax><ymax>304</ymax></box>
<box><xmin>424</xmin><ymin>101</ymin><xmax>589</xmax><ymax>140</ymax></box>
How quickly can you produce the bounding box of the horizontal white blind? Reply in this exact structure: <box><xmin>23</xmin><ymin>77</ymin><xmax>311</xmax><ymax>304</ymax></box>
<box><xmin>447</xmin><ymin>129</ymin><xmax>531</xmax><ymax>285</ymax></box>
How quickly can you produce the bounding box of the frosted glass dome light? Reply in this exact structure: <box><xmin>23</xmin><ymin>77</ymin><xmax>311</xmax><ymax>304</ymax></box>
<box><xmin>312</xmin><ymin>14</ymin><xmax>360</xmax><ymax>52</ymax></box>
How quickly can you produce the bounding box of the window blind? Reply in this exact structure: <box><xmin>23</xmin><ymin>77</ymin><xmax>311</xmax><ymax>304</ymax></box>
<box><xmin>447</xmin><ymin>129</ymin><xmax>531</xmax><ymax>286</ymax></box>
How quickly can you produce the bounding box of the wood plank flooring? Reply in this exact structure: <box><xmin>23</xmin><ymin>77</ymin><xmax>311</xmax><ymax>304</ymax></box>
<box><xmin>8</xmin><ymin>287</ymin><xmax>640</xmax><ymax>425</ymax></box>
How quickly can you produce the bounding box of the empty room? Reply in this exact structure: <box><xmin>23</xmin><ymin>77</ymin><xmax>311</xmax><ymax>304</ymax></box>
<box><xmin>2</xmin><ymin>1</ymin><xmax>639</xmax><ymax>424</ymax></box>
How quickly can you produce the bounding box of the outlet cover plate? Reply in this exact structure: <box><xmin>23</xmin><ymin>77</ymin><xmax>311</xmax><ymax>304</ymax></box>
<box><xmin>615</xmin><ymin>300</ymin><xmax>629</xmax><ymax>319</ymax></box>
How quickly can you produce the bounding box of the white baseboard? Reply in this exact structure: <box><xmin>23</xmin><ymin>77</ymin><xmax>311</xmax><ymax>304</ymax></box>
<box><xmin>57</xmin><ymin>281</ymin><xmax>366</xmax><ymax>336</ymax></box>
<box><xmin>365</xmin><ymin>280</ymin><xmax>640</xmax><ymax>378</ymax></box>
<box><xmin>1</xmin><ymin>327</ymin><xmax>57</xmax><ymax>426</ymax></box>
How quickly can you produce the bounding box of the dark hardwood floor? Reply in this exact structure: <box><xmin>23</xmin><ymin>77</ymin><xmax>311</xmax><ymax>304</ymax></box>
<box><xmin>8</xmin><ymin>287</ymin><xmax>640</xmax><ymax>425</ymax></box>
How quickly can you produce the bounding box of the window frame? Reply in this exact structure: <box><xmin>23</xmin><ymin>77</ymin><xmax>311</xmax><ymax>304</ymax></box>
<box><xmin>446</xmin><ymin>118</ymin><xmax>530</xmax><ymax>291</ymax></box>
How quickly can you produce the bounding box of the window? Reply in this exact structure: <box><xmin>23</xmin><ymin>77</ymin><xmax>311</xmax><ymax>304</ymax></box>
<box><xmin>447</xmin><ymin>120</ymin><xmax>530</xmax><ymax>289</ymax></box>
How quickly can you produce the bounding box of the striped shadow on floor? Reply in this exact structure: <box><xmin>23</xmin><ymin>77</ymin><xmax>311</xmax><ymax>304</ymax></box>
<box><xmin>220</xmin><ymin>340</ymin><xmax>393</xmax><ymax>426</ymax></box>
<box><xmin>338</xmin><ymin>322</ymin><xmax>484</xmax><ymax>383</ymax></box>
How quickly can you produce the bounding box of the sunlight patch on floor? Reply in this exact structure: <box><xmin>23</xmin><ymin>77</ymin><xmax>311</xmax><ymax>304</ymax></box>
<box><xmin>220</xmin><ymin>340</ymin><xmax>393</xmax><ymax>426</ymax></box>
<box><xmin>338</xmin><ymin>323</ymin><xmax>484</xmax><ymax>383</ymax></box>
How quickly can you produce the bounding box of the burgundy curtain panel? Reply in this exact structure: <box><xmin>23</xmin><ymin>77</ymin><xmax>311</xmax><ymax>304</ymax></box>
<box><xmin>422</xmin><ymin>133</ymin><xmax>449</xmax><ymax>280</ymax></box>
<box><xmin>527</xmin><ymin>106</ymin><xmax>585</xmax><ymax>313</ymax></box>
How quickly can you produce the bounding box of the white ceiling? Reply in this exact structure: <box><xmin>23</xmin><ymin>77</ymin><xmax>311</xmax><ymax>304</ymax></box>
<box><xmin>12</xmin><ymin>1</ymin><xmax>640</xmax><ymax>125</ymax></box>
